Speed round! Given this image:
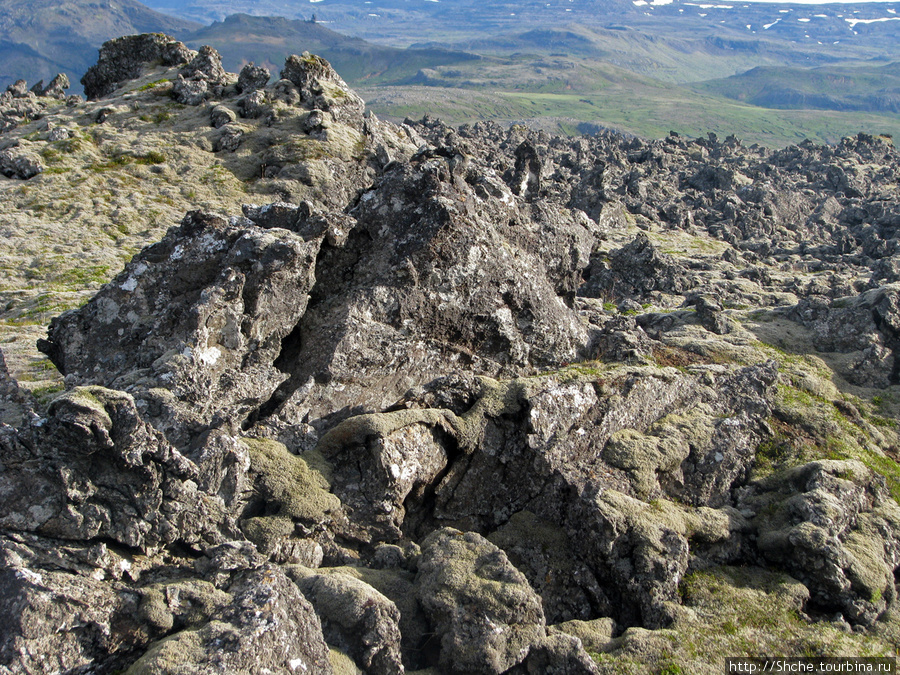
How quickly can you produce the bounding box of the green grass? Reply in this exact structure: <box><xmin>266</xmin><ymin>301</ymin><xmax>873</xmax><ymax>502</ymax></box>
<box><xmin>50</xmin><ymin>265</ymin><xmax>111</xmax><ymax>289</ymax></box>
<box><xmin>136</xmin><ymin>78</ymin><xmax>169</xmax><ymax>92</ymax></box>
<box><xmin>759</xmin><ymin>380</ymin><xmax>900</xmax><ymax>502</ymax></box>
<box><xmin>696</xmin><ymin>61</ymin><xmax>900</xmax><ymax>116</ymax></box>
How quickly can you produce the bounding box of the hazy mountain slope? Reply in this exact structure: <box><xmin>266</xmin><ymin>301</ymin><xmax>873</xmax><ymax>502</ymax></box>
<box><xmin>0</xmin><ymin>40</ymin><xmax>66</xmax><ymax>88</ymax></box>
<box><xmin>184</xmin><ymin>13</ymin><xmax>478</xmax><ymax>85</ymax></box>
<box><xmin>696</xmin><ymin>62</ymin><xmax>900</xmax><ymax>114</ymax></box>
<box><xmin>0</xmin><ymin>0</ymin><xmax>201</xmax><ymax>90</ymax></box>
<box><xmin>141</xmin><ymin>0</ymin><xmax>900</xmax><ymax>57</ymax></box>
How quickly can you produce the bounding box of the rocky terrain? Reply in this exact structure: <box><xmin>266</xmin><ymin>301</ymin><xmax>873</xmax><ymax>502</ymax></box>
<box><xmin>2</xmin><ymin>32</ymin><xmax>900</xmax><ymax>674</ymax></box>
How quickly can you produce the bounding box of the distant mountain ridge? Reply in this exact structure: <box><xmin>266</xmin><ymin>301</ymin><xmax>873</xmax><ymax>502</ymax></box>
<box><xmin>0</xmin><ymin>0</ymin><xmax>200</xmax><ymax>91</ymax></box>
<box><xmin>697</xmin><ymin>62</ymin><xmax>900</xmax><ymax>115</ymax></box>
<box><xmin>185</xmin><ymin>13</ymin><xmax>478</xmax><ymax>85</ymax></box>
<box><xmin>0</xmin><ymin>0</ymin><xmax>476</xmax><ymax>93</ymax></box>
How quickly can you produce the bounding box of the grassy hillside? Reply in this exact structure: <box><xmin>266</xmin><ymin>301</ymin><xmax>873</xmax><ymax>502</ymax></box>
<box><xmin>696</xmin><ymin>61</ymin><xmax>900</xmax><ymax>114</ymax></box>
<box><xmin>363</xmin><ymin>82</ymin><xmax>900</xmax><ymax>148</ymax></box>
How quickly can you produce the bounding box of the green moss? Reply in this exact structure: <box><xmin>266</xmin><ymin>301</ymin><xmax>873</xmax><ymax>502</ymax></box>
<box><xmin>135</xmin><ymin>150</ymin><xmax>167</xmax><ymax>165</ymax></box>
<box><xmin>144</xmin><ymin>110</ymin><xmax>173</xmax><ymax>124</ymax></box>
<box><xmin>50</xmin><ymin>265</ymin><xmax>111</xmax><ymax>289</ymax></box>
<box><xmin>240</xmin><ymin>438</ymin><xmax>341</xmax><ymax>553</ymax></box>
<box><xmin>594</xmin><ymin>565</ymin><xmax>896</xmax><ymax>673</ymax></box>
<box><xmin>125</xmin><ymin>630</ymin><xmax>203</xmax><ymax>674</ymax></box>
<box><xmin>32</xmin><ymin>383</ymin><xmax>64</xmax><ymax>405</ymax></box>
<box><xmin>329</xmin><ymin>647</ymin><xmax>363</xmax><ymax>674</ymax></box>
<box><xmin>136</xmin><ymin>79</ymin><xmax>169</xmax><ymax>92</ymax></box>
<box><xmin>766</xmin><ymin>378</ymin><xmax>900</xmax><ymax>503</ymax></box>
<box><xmin>137</xmin><ymin>579</ymin><xmax>229</xmax><ymax>635</ymax></box>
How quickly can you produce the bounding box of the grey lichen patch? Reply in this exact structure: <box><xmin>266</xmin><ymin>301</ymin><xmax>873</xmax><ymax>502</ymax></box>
<box><xmin>603</xmin><ymin>411</ymin><xmax>718</xmax><ymax>499</ymax></box>
<box><xmin>49</xmin><ymin>385</ymin><xmax>113</xmax><ymax>423</ymax></box>
<box><xmin>604</xmin><ymin>429</ymin><xmax>688</xmax><ymax>499</ymax></box>
<box><xmin>317</xmin><ymin>376</ymin><xmax>525</xmax><ymax>458</ymax></box>
<box><xmin>240</xmin><ymin>515</ymin><xmax>295</xmax><ymax>554</ymax></box>
<box><xmin>285</xmin><ymin>564</ymin><xmax>405</xmax><ymax>674</ymax></box>
<box><xmin>240</xmin><ymin>437</ymin><xmax>341</xmax><ymax>553</ymax></box>
<box><xmin>455</xmin><ymin>377</ymin><xmax>526</xmax><ymax>452</ymax></box>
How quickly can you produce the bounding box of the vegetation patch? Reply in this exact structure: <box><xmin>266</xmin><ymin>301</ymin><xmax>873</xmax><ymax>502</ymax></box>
<box><xmin>594</xmin><ymin>566</ymin><xmax>897</xmax><ymax>673</ymax></box>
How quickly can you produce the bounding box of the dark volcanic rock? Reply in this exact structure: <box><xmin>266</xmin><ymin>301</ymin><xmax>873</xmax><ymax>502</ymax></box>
<box><xmin>5</xmin><ymin>34</ymin><xmax>900</xmax><ymax>674</ymax></box>
<box><xmin>173</xmin><ymin>45</ymin><xmax>229</xmax><ymax>105</ymax></box>
<box><xmin>128</xmin><ymin>565</ymin><xmax>333</xmax><ymax>674</ymax></box>
<box><xmin>0</xmin><ymin>540</ymin><xmax>144</xmax><ymax>674</ymax></box>
<box><xmin>81</xmin><ymin>34</ymin><xmax>194</xmax><ymax>100</ymax></box>
<box><xmin>237</xmin><ymin>62</ymin><xmax>271</xmax><ymax>93</ymax></box>
<box><xmin>0</xmin><ymin>386</ymin><xmax>229</xmax><ymax>550</ymax></box>
<box><xmin>38</xmin><ymin>211</ymin><xmax>322</xmax><ymax>449</ymax></box>
<box><xmin>280</xmin><ymin>52</ymin><xmax>365</xmax><ymax>126</ymax></box>
<box><xmin>581</xmin><ymin>232</ymin><xmax>695</xmax><ymax>302</ymax></box>
<box><xmin>0</xmin><ymin>148</ymin><xmax>43</xmax><ymax>179</ymax></box>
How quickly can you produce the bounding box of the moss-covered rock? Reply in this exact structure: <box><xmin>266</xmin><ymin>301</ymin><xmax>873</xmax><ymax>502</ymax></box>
<box><xmin>288</xmin><ymin>566</ymin><xmax>404</xmax><ymax>675</ymax></box>
<box><xmin>415</xmin><ymin>528</ymin><xmax>546</xmax><ymax>674</ymax></box>
<box><xmin>240</xmin><ymin>438</ymin><xmax>341</xmax><ymax>558</ymax></box>
<box><xmin>741</xmin><ymin>459</ymin><xmax>900</xmax><ymax>625</ymax></box>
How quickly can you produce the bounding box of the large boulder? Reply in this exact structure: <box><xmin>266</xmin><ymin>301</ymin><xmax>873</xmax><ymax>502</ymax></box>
<box><xmin>416</xmin><ymin>528</ymin><xmax>546</xmax><ymax>674</ymax></box>
<box><xmin>126</xmin><ymin>565</ymin><xmax>333</xmax><ymax>674</ymax></box>
<box><xmin>38</xmin><ymin>211</ymin><xmax>323</xmax><ymax>449</ymax></box>
<box><xmin>81</xmin><ymin>34</ymin><xmax>194</xmax><ymax>100</ymax></box>
<box><xmin>0</xmin><ymin>386</ymin><xmax>229</xmax><ymax>551</ymax></box>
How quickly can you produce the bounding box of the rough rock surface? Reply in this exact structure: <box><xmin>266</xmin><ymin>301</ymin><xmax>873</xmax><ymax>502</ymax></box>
<box><xmin>81</xmin><ymin>34</ymin><xmax>194</xmax><ymax>100</ymax></box>
<box><xmin>173</xmin><ymin>45</ymin><xmax>230</xmax><ymax>105</ymax></box>
<box><xmin>2</xmin><ymin>32</ymin><xmax>900</xmax><ymax>674</ymax></box>
<box><xmin>416</xmin><ymin>528</ymin><xmax>547</xmax><ymax>673</ymax></box>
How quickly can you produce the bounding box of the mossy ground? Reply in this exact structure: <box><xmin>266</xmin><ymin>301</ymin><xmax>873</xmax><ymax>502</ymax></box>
<box><xmin>592</xmin><ymin>566</ymin><xmax>899</xmax><ymax>674</ymax></box>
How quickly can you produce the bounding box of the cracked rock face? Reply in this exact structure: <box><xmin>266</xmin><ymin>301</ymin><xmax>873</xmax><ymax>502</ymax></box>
<box><xmin>4</xmin><ymin>32</ymin><xmax>900</xmax><ymax>675</ymax></box>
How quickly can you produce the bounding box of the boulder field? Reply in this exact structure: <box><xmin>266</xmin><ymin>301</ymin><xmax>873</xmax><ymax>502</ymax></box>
<box><xmin>1</xmin><ymin>33</ymin><xmax>900</xmax><ymax>673</ymax></box>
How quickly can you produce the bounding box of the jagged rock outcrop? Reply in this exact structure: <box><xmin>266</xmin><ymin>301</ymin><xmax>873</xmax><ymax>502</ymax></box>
<box><xmin>173</xmin><ymin>45</ymin><xmax>230</xmax><ymax>105</ymax></box>
<box><xmin>38</xmin><ymin>210</ymin><xmax>323</xmax><ymax>449</ymax></box>
<box><xmin>237</xmin><ymin>62</ymin><xmax>271</xmax><ymax>93</ymax></box>
<box><xmin>0</xmin><ymin>148</ymin><xmax>43</xmax><ymax>179</ymax></box>
<box><xmin>127</xmin><ymin>564</ymin><xmax>333</xmax><ymax>675</ymax></box>
<box><xmin>738</xmin><ymin>460</ymin><xmax>900</xmax><ymax>626</ymax></box>
<box><xmin>0</xmin><ymin>386</ymin><xmax>230</xmax><ymax>550</ymax></box>
<box><xmin>2</xmin><ymin>32</ymin><xmax>900</xmax><ymax>675</ymax></box>
<box><xmin>81</xmin><ymin>34</ymin><xmax>194</xmax><ymax>100</ymax></box>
